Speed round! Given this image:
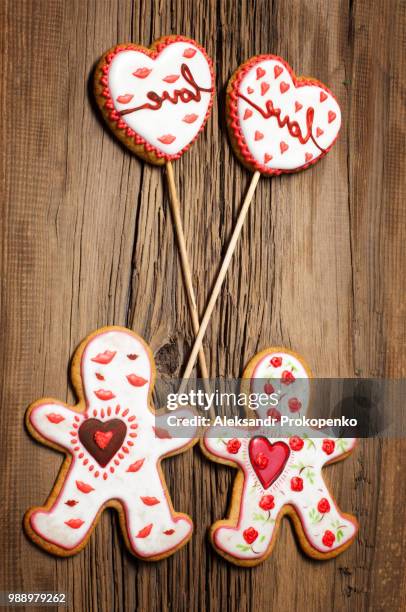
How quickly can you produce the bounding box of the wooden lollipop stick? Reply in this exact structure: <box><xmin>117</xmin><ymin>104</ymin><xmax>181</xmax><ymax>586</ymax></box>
<box><xmin>179</xmin><ymin>171</ymin><xmax>261</xmax><ymax>393</ymax></box>
<box><xmin>166</xmin><ymin>161</ymin><xmax>211</xmax><ymax>387</ymax></box>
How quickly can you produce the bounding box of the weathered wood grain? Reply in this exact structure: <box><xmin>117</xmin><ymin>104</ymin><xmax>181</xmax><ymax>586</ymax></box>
<box><xmin>0</xmin><ymin>1</ymin><xmax>405</xmax><ymax>611</ymax></box>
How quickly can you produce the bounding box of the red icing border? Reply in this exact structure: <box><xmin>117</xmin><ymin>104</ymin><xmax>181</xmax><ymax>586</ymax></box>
<box><xmin>97</xmin><ymin>35</ymin><xmax>215</xmax><ymax>162</ymax></box>
<box><xmin>228</xmin><ymin>54</ymin><xmax>341</xmax><ymax>176</ymax></box>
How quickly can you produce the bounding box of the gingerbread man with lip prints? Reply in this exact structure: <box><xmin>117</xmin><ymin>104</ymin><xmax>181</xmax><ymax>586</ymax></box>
<box><xmin>202</xmin><ymin>348</ymin><xmax>358</xmax><ymax>566</ymax></box>
<box><xmin>25</xmin><ymin>326</ymin><xmax>197</xmax><ymax>560</ymax></box>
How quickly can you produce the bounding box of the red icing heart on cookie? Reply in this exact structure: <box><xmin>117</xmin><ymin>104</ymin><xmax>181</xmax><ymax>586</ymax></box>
<box><xmin>96</xmin><ymin>37</ymin><xmax>214</xmax><ymax>164</ymax></box>
<box><xmin>248</xmin><ymin>437</ymin><xmax>290</xmax><ymax>489</ymax></box>
<box><xmin>228</xmin><ymin>55</ymin><xmax>341</xmax><ymax>175</ymax></box>
<box><xmin>79</xmin><ymin>418</ymin><xmax>127</xmax><ymax>467</ymax></box>
<box><xmin>94</xmin><ymin>430</ymin><xmax>113</xmax><ymax>449</ymax></box>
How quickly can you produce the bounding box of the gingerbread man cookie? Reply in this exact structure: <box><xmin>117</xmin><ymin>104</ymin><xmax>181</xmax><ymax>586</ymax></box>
<box><xmin>227</xmin><ymin>54</ymin><xmax>341</xmax><ymax>174</ymax></box>
<box><xmin>25</xmin><ymin>326</ymin><xmax>197</xmax><ymax>559</ymax></box>
<box><xmin>94</xmin><ymin>35</ymin><xmax>214</xmax><ymax>164</ymax></box>
<box><xmin>202</xmin><ymin>348</ymin><xmax>358</xmax><ymax>566</ymax></box>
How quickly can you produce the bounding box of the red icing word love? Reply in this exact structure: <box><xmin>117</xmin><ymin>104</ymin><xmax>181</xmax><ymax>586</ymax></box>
<box><xmin>120</xmin><ymin>64</ymin><xmax>212</xmax><ymax>116</ymax></box>
<box><xmin>248</xmin><ymin>437</ymin><xmax>290</xmax><ymax>489</ymax></box>
<box><xmin>238</xmin><ymin>92</ymin><xmax>318</xmax><ymax>150</ymax></box>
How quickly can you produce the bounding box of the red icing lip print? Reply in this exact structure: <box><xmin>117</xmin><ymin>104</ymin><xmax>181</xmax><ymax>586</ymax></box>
<box><xmin>76</xmin><ymin>480</ymin><xmax>95</xmax><ymax>493</ymax></box>
<box><xmin>116</xmin><ymin>94</ymin><xmax>134</xmax><ymax>104</ymax></box>
<box><xmin>163</xmin><ymin>74</ymin><xmax>180</xmax><ymax>83</ymax></box>
<box><xmin>126</xmin><ymin>374</ymin><xmax>148</xmax><ymax>387</ymax></box>
<box><xmin>94</xmin><ymin>430</ymin><xmax>113</xmax><ymax>449</ymax></box>
<box><xmin>141</xmin><ymin>496</ymin><xmax>160</xmax><ymax>506</ymax></box>
<box><xmin>46</xmin><ymin>413</ymin><xmax>65</xmax><ymax>424</ymax></box>
<box><xmin>127</xmin><ymin>458</ymin><xmax>145</xmax><ymax>472</ymax></box>
<box><xmin>164</xmin><ymin>529</ymin><xmax>175</xmax><ymax>535</ymax></box>
<box><xmin>153</xmin><ymin>426</ymin><xmax>172</xmax><ymax>439</ymax></box>
<box><xmin>158</xmin><ymin>134</ymin><xmax>176</xmax><ymax>144</ymax></box>
<box><xmin>248</xmin><ymin>437</ymin><xmax>290</xmax><ymax>489</ymax></box>
<box><xmin>65</xmin><ymin>519</ymin><xmax>84</xmax><ymax>529</ymax></box>
<box><xmin>127</xmin><ymin>353</ymin><xmax>138</xmax><ymax>360</ymax></box>
<box><xmin>136</xmin><ymin>523</ymin><xmax>153</xmax><ymax>538</ymax></box>
<box><xmin>91</xmin><ymin>350</ymin><xmax>116</xmax><ymax>364</ymax></box>
<box><xmin>133</xmin><ymin>67</ymin><xmax>152</xmax><ymax>78</ymax></box>
<box><xmin>65</xmin><ymin>500</ymin><xmax>78</xmax><ymax>507</ymax></box>
<box><xmin>183</xmin><ymin>113</ymin><xmax>198</xmax><ymax>123</ymax></box>
<box><xmin>94</xmin><ymin>389</ymin><xmax>116</xmax><ymax>401</ymax></box>
<box><xmin>183</xmin><ymin>48</ymin><xmax>196</xmax><ymax>58</ymax></box>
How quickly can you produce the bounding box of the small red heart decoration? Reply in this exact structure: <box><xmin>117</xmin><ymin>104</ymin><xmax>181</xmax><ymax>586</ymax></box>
<box><xmin>94</xmin><ymin>430</ymin><xmax>113</xmax><ymax>449</ymax></box>
<box><xmin>248</xmin><ymin>437</ymin><xmax>290</xmax><ymax>489</ymax></box>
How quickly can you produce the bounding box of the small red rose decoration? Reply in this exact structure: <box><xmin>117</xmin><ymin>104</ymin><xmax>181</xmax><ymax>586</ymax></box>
<box><xmin>254</xmin><ymin>452</ymin><xmax>269</xmax><ymax>469</ymax></box>
<box><xmin>291</xmin><ymin>476</ymin><xmax>303</xmax><ymax>492</ymax></box>
<box><xmin>322</xmin><ymin>439</ymin><xmax>335</xmax><ymax>455</ymax></box>
<box><xmin>270</xmin><ymin>356</ymin><xmax>282</xmax><ymax>368</ymax></box>
<box><xmin>288</xmin><ymin>397</ymin><xmax>302</xmax><ymax>413</ymax></box>
<box><xmin>243</xmin><ymin>527</ymin><xmax>258</xmax><ymax>544</ymax></box>
<box><xmin>317</xmin><ymin>498</ymin><xmax>331</xmax><ymax>514</ymax></box>
<box><xmin>322</xmin><ymin>529</ymin><xmax>335</xmax><ymax>547</ymax></box>
<box><xmin>281</xmin><ymin>370</ymin><xmax>295</xmax><ymax>385</ymax></box>
<box><xmin>267</xmin><ymin>407</ymin><xmax>281</xmax><ymax>421</ymax></box>
<box><xmin>289</xmin><ymin>436</ymin><xmax>304</xmax><ymax>451</ymax></box>
<box><xmin>259</xmin><ymin>495</ymin><xmax>275</xmax><ymax>511</ymax></box>
<box><xmin>264</xmin><ymin>382</ymin><xmax>274</xmax><ymax>394</ymax></box>
<box><xmin>227</xmin><ymin>439</ymin><xmax>241</xmax><ymax>454</ymax></box>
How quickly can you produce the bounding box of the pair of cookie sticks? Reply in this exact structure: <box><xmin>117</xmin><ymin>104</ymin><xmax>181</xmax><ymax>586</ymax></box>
<box><xmin>96</xmin><ymin>36</ymin><xmax>341</xmax><ymax>387</ymax></box>
<box><xmin>25</xmin><ymin>36</ymin><xmax>357</xmax><ymax>565</ymax></box>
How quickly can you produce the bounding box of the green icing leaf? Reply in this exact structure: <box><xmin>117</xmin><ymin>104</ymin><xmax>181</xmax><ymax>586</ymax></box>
<box><xmin>236</xmin><ymin>544</ymin><xmax>250</xmax><ymax>551</ymax></box>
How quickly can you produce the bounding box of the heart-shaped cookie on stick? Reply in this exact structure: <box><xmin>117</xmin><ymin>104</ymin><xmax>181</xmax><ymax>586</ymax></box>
<box><xmin>95</xmin><ymin>36</ymin><xmax>214</xmax><ymax>164</ymax></box>
<box><xmin>94</xmin><ymin>36</ymin><xmax>214</xmax><ymax>386</ymax></box>
<box><xmin>180</xmin><ymin>54</ymin><xmax>341</xmax><ymax>385</ymax></box>
<box><xmin>228</xmin><ymin>55</ymin><xmax>341</xmax><ymax>174</ymax></box>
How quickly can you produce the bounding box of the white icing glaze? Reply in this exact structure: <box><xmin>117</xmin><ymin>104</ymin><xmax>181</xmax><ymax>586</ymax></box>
<box><xmin>108</xmin><ymin>40</ymin><xmax>213</xmax><ymax>156</ymax></box>
<box><xmin>204</xmin><ymin>349</ymin><xmax>357</xmax><ymax>561</ymax></box>
<box><xmin>28</xmin><ymin>329</ymin><xmax>196</xmax><ymax>558</ymax></box>
<box><xmin>233</xmin><ymin>57</ymin><xmax>341</xmax><ymax>172</ymax></box>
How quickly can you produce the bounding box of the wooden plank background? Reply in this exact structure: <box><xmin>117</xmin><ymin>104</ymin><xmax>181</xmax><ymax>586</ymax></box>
<box><xmin>1</xmin><ymin>0</ymin><xmax>405</xmax><ymax>610</ymax></box>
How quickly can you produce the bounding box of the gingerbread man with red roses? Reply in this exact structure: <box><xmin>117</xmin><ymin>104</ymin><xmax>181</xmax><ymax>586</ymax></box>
<box><xmin>202</xmin><ymin>347</ymin><xmax>358</xmax><ymax>565</ymax></box>
<box><xmin>25</xmin><ymin>327</ymin><xmax>197</xmax><ymax>560</ymax></box>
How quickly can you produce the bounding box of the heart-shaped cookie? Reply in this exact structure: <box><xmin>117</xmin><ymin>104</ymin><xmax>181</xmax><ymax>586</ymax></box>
<box><xmin>227</xmin><ymin>55</ymin><xmax>341</xmax><ymax>175</ymax></box>
<box><xmin>94</xmin><ymin>36</ymin><xmax>214</xmax><ymax>165</ymax></box>
<box><xmin>248</xmin><ymin>437</ymin><xmax>290</xmax><ymax>489</ymax></box>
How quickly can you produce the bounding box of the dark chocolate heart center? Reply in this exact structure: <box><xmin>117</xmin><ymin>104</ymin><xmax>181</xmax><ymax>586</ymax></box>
<box><xmin>78</xmin><ymin>418</ymin><xmax>127</xmax><ymax>467</ymax></box>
